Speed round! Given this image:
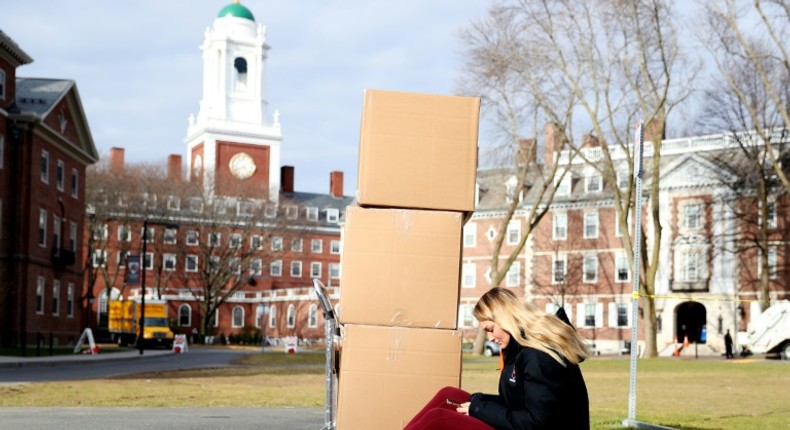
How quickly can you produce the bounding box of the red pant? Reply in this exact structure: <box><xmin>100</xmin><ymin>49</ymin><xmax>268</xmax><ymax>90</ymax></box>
<box><xmin>403</xmin><ymin>386</ymin><xmax>495</xmax><ymax>430</ymax></box>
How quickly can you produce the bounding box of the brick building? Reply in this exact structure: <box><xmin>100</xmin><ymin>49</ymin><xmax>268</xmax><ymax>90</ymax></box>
<box><xmin>0</xmin><ymin>31</ymin><xmax>99</xmax><ymax>348</ymax></box>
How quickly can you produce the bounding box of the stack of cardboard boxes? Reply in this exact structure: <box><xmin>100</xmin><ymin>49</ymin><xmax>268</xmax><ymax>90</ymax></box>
<box><xmin>336</xmin><ymin>89</ymin><xmax>480</xmax><ymax>429</ymax></box>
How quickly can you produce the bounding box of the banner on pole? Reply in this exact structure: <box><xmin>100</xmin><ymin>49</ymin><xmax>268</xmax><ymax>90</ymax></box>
<box><xmin>127</xmin><ymin>254</ymin><xmax>141</xmax><ymax>285</ymax></box>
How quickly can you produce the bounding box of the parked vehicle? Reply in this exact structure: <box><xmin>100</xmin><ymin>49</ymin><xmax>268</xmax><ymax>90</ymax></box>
<box><xmin>747</xmin><ymin>301</ymin><xmax>790</xmax><ymax>360</ymax></box>
<box><xmin>484</xmin><ymin>340</ymin><xmax>501</xmax><ymax>357</ymax></box>
<box><xmin>109</xmin><ymin>299</ymin><xmax>174</xmax><ymax>348</ymax></box>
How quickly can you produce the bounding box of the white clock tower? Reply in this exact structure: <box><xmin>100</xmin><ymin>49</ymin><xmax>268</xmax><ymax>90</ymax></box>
<box><xmin>184</xmin><ymin>0</ymin><xmax>283</xmax><ymax>201</ymax></box>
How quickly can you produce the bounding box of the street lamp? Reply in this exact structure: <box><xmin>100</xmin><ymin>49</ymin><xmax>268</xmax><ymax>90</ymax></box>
<box><xmin>139</xmin><ymin>219</ymin><xmax>178</xmax><ymax>355</ymax></box>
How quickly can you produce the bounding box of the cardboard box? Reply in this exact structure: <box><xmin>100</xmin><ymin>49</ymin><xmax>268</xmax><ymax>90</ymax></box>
<box><xmin>357</xmin><ymin>89</ymin><xmax>480</xmax><ymax>212</ymax></box>
<box><xmin>337</xmin><ymin>324</ymin><xmax>463</xmax><ymax>430</ymax></box>
<box><xmin>339</xmin><ymin>206</ymin><xmax>462</xmax><ymax>329</ymax></box>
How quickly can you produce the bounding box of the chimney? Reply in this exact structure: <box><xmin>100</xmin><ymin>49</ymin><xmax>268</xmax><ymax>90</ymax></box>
<box><xmin>582</xmin><ymin>134</ymin><xmax>599</xmax><ymax>148</ymax></box>
<box><xmin>109</xmin><ymin>147</ymin><xmax>125</xmax><ymax>176</ymax></box>
<box><xmin>167</xmin><ymin>154</ymin><xmax>182</xmax><ymax>182</ymax></box>
<box><xmin>281</xmin><ymin>165</ymin><xmax>295</xmax><ymax>193</ymax></box>
<box><xmin>544</xmin><ymin>123</ymin><xmax>564</xmax><ymax>166</ymax></box>
<box><xmin>330</xmin><ymin>171</ymin><xmax>344</xmax><ymax>198</ymax></box>
<box><xmin>517</xmin><ymin>138</ymin><xmax>537</xmax><ymax>165</ymax></box>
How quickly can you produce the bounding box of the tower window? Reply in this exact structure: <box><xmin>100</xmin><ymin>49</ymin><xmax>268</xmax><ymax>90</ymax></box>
<box><xmin>234</xmin><ymin>57</ymin><xmax>248</xmax><ymax>89</ymax></box>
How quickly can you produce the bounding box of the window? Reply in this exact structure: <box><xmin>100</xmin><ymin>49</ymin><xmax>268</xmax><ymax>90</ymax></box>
<box><xmin>458</xmin><ymin>304</ymin><xmax>477</xmax><ymax>328</ymax></box>
<box><xmin>462</xmin><ymin>263</ymin><xmax>476</xmax><ymax>288</ymax></box>
<box><xmin>186</xmin><ymin>230</ymin><xmax>199</xmax><ymax>246</ymax></box>
<box><xmin>291</xmin><ymin>238</ymin><xmax>303</xmax><ymax>252</ymax></box>
<box><xmin>230</xmin><ymin>258</ymin><xmax>241</xmax><ymax>275</ymax></box>
<box><xmin>142</xmin><ymin>226</ymin><xmax>155</xmax><ymax>242</ymax></box>
<box><xmin>53</xmin><ymin>216</ymin><xmax>61</xmax><ymax>251</ymax></box>
<box><xmin>270</xmin><ymin>260</ymin><xmax>282</xmax><ymax>277</ymax></box>
<box><xmin>576</xmin><ymin>302</ymin><xmax>602</xmax><ymax>328</ymax></box>
<box><xmin>232</xmin><ymin>306</ymin><xmax>244</xmax><ymax>328</ymax></box>
<box><xmin>230</xmin><ymin>233</ymin><xmax>242</xmax><ymax>248</ymax></box>
<box><xmin>584</xmin><ymin>212</ymin><xmax>599</xmax><ymax>239</ymax></box>
<box><xmin>610</xmin><ymin>303</ymin><xmax>630</xmax><ymax>328</ymax></box>
<box><xmin>617</xmin><ymin>170</ymin><xmax>629</xmax><ymax>190</ymax></box>
<box><xmin>329</xmin><ymin>263</ymin><xmax>340</xmax><ymax>280</ymax></box>
<box><xmin>117</xmin><ymin>250</ymin><xmax>128</xmax><ymax>267</ymax></box>
<box><xmin>41</xmin><ymin>150</ymin><xmax>50</xmax><ymax>183</ymax></box>
<box><xmin>584</xmin><ymin>303</ymin><xmax>597</xmax><ymax>327</ymax></box>
<box><xmin>507</xmin><ymin>221</ymin><xmax>520</xmax><ymax>245</ymax></box>
<box><xmin>179</xmin><ymin>304</ymin><xmax>191</xmax><ymax>326</ymax></box>
<box><xmin>209</xmin><ymin>256</ymin><xmax>221</xmax><ymax>273</ymax></box>
<box><xmin>330</xmin><ymin>240</ymin><xmax>341</xmax><ymax>254</ymax></box>
<box><xmin>255</xmin><ymin>305</ymin><xmax>265</xmax><ymax>328</ymax></box>
<box><xmin>683</xmin><ymin>204</ymin><xmax>701</xmax><ymax>230</ymax></box>
<box><xmin>214</xmin><ymin>199</ymin><xmax>227</xmax><ymax>215</ymax></box>
<box><xmin>268</xmin><ymin>305</ymin><xmax>277</xmax><ymax>328</ymax></box>
<box><xmin>166</xmin><ymin>196</ymin><xmax>180</xmax><ymax>211</ymax></box>
<box><xmin>291</xmin><ymin>261</ymin><xmax>303</xmax><ymax>277</ymax></box>
<box><xmin>67</xmin><ymin>283</ymin><xmax>74</xmax><ymax>317</ymax></box>
<box><xmin>161</xmin><ymin>228</ymin><xmax>176</xmax><ymax>244</ymax></box>
<box><xmin>250</xmin><ymin>259</ymin><xmax>262</xmax><ymax>276</ymax></box>
<box><xmin>287</xmin><ymin>304</ymin><xmax>296</xmax><ymax>328</ymax></box>
<box><xmin>553</xmin><ymin>214</ymin><xmax>567</xmax><ymax>240</ymax></box>
<box><xmin>144</xmin><ymin>252</ymin><xmax>154</xmax><ymax>270</ymax></box>
<box><xmin>69</xmin><ymin>222</ymin><xmax>78</xmax><ymax>252</ymax></box>
<box><xmin>118</xmin><ymin>225</ymin><xmax>132</xmax><ymax>242</ymax></box>
<box><xmin>208</xmin><ymin>232</ymin><xmax>221</xmax><ymax>247</ymax></box>
<box><xmin>552</xmin><ymin>255</ymin><xmax>567</xmax><ymax>284</ymax></box>
<box><xmin>310</xmin><ymin>262</ymin><xmax>321</xmax><ymax>278</ymax></box>
<box><xmin>271</xmin><ymin>237</ymin><xmax>283</xmax><ymax>252</ymax></box>
<box><xmin>311</xmin><ymin>239</ymin><xmax>323</xmax><ymax>253</ymax></box>
<box><xmin>285</xmin><ymin>205</ymin><xmax>298</xmax><ymax>219</ymax></box>
<box><xmin>463</xmin><ymin>222</ymin><xmax>477</xmax><ymax>248</ymax></box>
<box><xmin>506</xmin><ymin>262</ymin><xmax>520</xmax><ymax>287</ymax></box>
<box><xmin>264</xmin><ymin>204</ymin><xmax>277</xmax><ymax>218</ymax></box>
<box><xmin>238</xmin><ymin>201</ymin><xmax>254</xmax><ymax>217</ymax></box>
<box><xmin>52</xmin><ymin>280</ymin><xmax>60</xmax><ymax>316</ymax></box>
<box><xmin>163</xmin><ymin>254</ymin><xmax>177</xmax><ymax>271</ymax></box>
<box><xmin>583</xmin><ymin>255</ymin><xmax>598</xmax><ymax>283</ymax></box>
<box><xmin>56</xmin><ymin>160</ymin><xmax>65</xmax><ymax>191</ymax></box>
<box><xmin>616</xmin><ymin>253</ymin><xmax>630</xmax><ymax>282</ymax></box>
<box><xmin>93</xmin><ymin>223</ymin><xmax>109</xmax><ymax>241</ymax></box>
<box><xmin>189</xmin><ymin>198</ymin><xmax>204</xmax><ymax>213</ymax></box>
<box><xmin>36</xmin><ymin>277</ymin><xmax>45</xmax><ymax>314</ymax></box>
<box><xmin>683</xmin><ymin>252</ymin><xmax>702</xmax><ymax>282</ymax></box>
<box><xmin>0</xmin><ymin>69</ymin><xmax>5</xmax><ymax>100</ymax></box>
<box><xmin>186</xmin><ymin>255</ymin><xmax>198</xmax><ymax>272</ymax></box>
<box><xmin>92</xmin><ymin>250</ymin><xmax>107</xmax><ymax>268</ymax></box>
<box><xmin>251</xmin><ymin>235</ymin><xmax>263</xmax><ymax>250</ymax></box>
<box><xmin>306</xmin><ymin>207</ymin><xmax>319</xmax><ymax>221</ymax></box>
<box><xmin>71</xmin><ymin>169</ymin><xmax>79</xmax><ymax>198</ymax></box>
<box><xmin>758</xmin><ymin>247</ymin><xmax>778</xmax><ymax>279</ymax></box>
<box><xmin>308</xmin><ymin>304</ymin><xmax>318</xmax><ymax>328</ymax></box>
<box><xmin>765</xmin><ymin>200</ymin><xmax>777</xmax><ymax>229</ymax></box>
<box><xmin>585</xmin><ymin>173</ymin><xmax>602</xmax><ymax>193</ymax></box>
<box><xmin>326</xmin><ymin>208</ymin><xmax>340</xmax><ymax>223</ymax></box>
<box><xmin>555</xmin><ymin>175</ymin><xmax>571</xmax><ymax>196</ymax></box>
<box><xmin>38</xmin><ymin>209</ymin><xmax>47</xmax><ymax>247</ymax></box>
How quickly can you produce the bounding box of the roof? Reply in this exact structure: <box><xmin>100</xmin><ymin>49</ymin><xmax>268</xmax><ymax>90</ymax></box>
<box><xmin>0</xmin><ymin>30</ymin><xmax>33</xmax><ymax>66</ymax></box>
<box><xmin>217</xmin><ymin>2</ymin><xmax>255</xmax><ymax>21</ymax></box>
<box><xmin>15</xmin><ymin>78</ymin><xmax>73</xmax><ymax>115</ymax></box>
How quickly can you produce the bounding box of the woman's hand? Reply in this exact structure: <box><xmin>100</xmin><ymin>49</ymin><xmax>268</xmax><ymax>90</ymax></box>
<box><xmin>456</xmin><ymin>402</ymin><xmax>471</xmax><ymax>415</ymax></box>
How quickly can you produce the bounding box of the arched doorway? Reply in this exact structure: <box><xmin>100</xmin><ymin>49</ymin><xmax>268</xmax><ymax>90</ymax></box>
<box><xmin>675</xmin><ymin>301</ymin><xmax>707</xmax><ymax>343</ymax></box>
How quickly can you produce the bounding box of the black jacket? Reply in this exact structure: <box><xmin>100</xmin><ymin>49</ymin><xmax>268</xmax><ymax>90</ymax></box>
<box><xmin>468</xmin><ymin>311</ymin><xmax>589</xmax><ymax>430</ymax></box>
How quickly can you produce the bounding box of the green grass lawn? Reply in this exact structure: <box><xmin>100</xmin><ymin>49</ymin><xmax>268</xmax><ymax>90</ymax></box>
<box><xmin>0</xmin><ymin>352</ymin><xmax>787</xmax><ymax>429</ymax></box>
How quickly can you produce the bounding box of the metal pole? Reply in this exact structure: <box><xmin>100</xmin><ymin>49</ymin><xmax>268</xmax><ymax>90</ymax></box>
<box><xmin>139</xmin><ymin>220</ymin><xmax>147</xmax><ymax>355</ymax></box>
<box><xmin>625</xmin><ymin>121</ymin><xmax>644</xmax><ymax>426</ymax></box>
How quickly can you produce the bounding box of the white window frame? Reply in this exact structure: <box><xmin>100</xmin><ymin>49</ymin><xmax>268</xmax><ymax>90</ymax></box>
<box><xmin>507</xmin><ymin>221</ymin><xmax>520</xmax><ymax>246</ymax></box>
<box><xmin>144</xmin><ymin>252</ymin><xmax>154</xmax><ymax>270</ymax></box>
<box><xmin>463</xmin><ymin>222</ymin><xmax>477</xmax><ymax>248</ymax></box>
<box><xmin>615</xmin><ymin>252</ymin><xmax>630</xmax><ymax>283</ymax></box>
<box><xmin>56</xmin><ymin>160</ymin><xmax>65</xmax><ymax>191</ymax></box>
<box><xmin>765</xmin><ymin>200</ymin><xmax>777</xmax><ymax>229</ymax></box>
<box><xmin>230</xmin><ymin>233</ymin><xmax>242</xmax><ymax>248</ymax></box>
<box><xmin>552</xmin><ymin>254</ymin><xmax>567</xmax><ymax>284</ymax></box>
<box><xmin>36</xmin><ymin>277</ymin><xmax>45</xmax><ymax>314</ymax></box>
<box><xmin>118</xmin><ymin>225</ymin><xmax>132</xmax><ymax>242</ymax></box>
<box><xmin>555</xmin><ymin>175</ymin><xmax>571</xmax><ymax>196</ymax></box>
<box><xmin>682</xmin><ymin>203</ymin><xmax>702</xmax><ymax>230</ymax></box>
<box><xmin>285</xmin><ymin>205</ymin><xmax>298</xmax><ymax>220</ymax></box>
<box><xmin>208</xmin><ymin>232</ymin><xmax>221</xmax><ymax>247</ymax></box>
<box><xmin>232</xmin><ymin>306</ymin><xmax>245</xmax><ymax>328</ymax></box>
<box><xmin>250</xmin><ymin>235</ymin><xmax>263</xmax><ymax>250</ymax></box>
<box><xmin>583</xmin><ymin>254</ymin><xmax>598</xmax><ymax>283</ymax></box>
<box><xmin>584</xmin><ymin>212</ymin><xmax>599</xmax><ymax>239</ymax></box>
<box><xmin>71</xmin><ymin>168</ymin><xmax>79</xmax><ymax>198</ymax></box>
<box><xmin>41</xmin><ymin>150</ymin><xmax>50</xmax><ymax>183</ymax></box>
<box><xmin>585</xmin><ymin>173</ymin><xmax>602</xmax><ymax>193</ymax></box>
<box><xmin>608</xmin><ymin>302</ymin><xmax>631</xmax><ymax>328</ymax></box>
<box><xmin>287</xmin><ymin>304</ymin><xmax>296</xmax><ymax>328</ymax></box>
<box><xmin>311</xmin><ymin>239</ymin><xmax>323</xmax><ymax>253</ymax></box>
<box><xmin>167</xmin><ymin>196</ymin><xmax>180</xmax><ymax>211</ymax></box>
<box><xmin>186</xmin><ymin>230</ymin><xmax>199</xmax><ymax>246</ymax></box>
<box><xmin>308</xmin><ymin>304</ymin><xmax>318</xmax><ymax>328</ymax></box>
<box><xmin>290</xmin><ymin>261</ymin><xmax>303</xmax><ymax>277</ymax></box>
<box><xmin>69</xmin><ymin>221</ymin><xmax>78</xmax><ymax>252</ymax></box>
<box><xmin>506</xmin><ymin>262</ymin><xmax>520</xmax><ymax>287</ymax></box>
<box><xmin>462</xmin><ymin>263</ymin><xmax>476</xmax><ymax>288</ymax></box>
<box><xmin>52</xmin><ymin>280</ymin><xmax>60</xmax><ymax>316</ymax></box>
<box><xmin>617</xmin><ymin>169</ymin><xmax>629</xmax><ymax>190</ymax></box>
<box><xmin>553</xmin><ymin>213</ymin><xmax>567</xmax><ymax>240</ymax></box>
<box><xmin>38</xmin><ymin>209</ymin><xmax>47</xmax><ymax>247</ymax></box>
<box><xmin>186</xmin><ymin>255</ymin><xmax>198</xmax><ymax>272</ymax></box>
<box><xmin>163</xmin><ymin>253</ymin><xmax>177</xmax><ymax>271</ymax></box>
<box><xmin>268</xmin><ymin>306</ymin><xmax>277</xmax><ymax>328</ymax></box>
<box><xmin>330</xmin><ymin>240</ymin><xmax>341</xmax><ymax>254</ymax></box>
<box><xmin>178</xmin><ymin>304</ymin><xmax>192</xmax><ymax>327</ymax></box>
<box><xmin>270</xmin><ymin>260</ymin><xmax>282</xmax><ymax>277</ymax></box>
<box><xmin>163</xmin><ymin>228</ymin><xmax>177</xmax><ymax>245</ymax></box>
<box><xmin>291</xmin><ymin>238</ymin><xmax>303</xmax><ymax>252</ymax></box>
<box><xmin>92</xmin><ymin>249</ymin><xmax>107</xmax><ymax>268</ymax></box>
<box><xmin>67</xmin><ymin>283</ymin><xmax>74</xmax><ymax>317</ymax></box>
<box><xmin>310</xmin><ymin>262</ymin><xmax>322</xmax><ymax>278</ymax></box>
<box><xmin>271</xmin><ymin>237</ymin><xmax>283</xmax><ymax>252</ymax></box>
<box><xmin>577</xmin><ymin>302</ymin><xmax>604</xmax><ymax>328</ymax></box>
<box><xmin>250</xmin><ymin>258</ymin><xmax>263</xmax><ymax>276</ymax></box>
<box><xmin>329</xmin><ymin>263</ymin><xmax>340</xmax><ymax>280</ymax></box>
<box><xmin>326</xmin><ymin>208</ymin><xmax>340</xmax><ymax>223</ymax></box>
<box><xmin>758</xmin><ymin>247</ymin><xmax>778</xmax><ymax>279</ymax></box>
<box><xmin>306</xmin><ymin>207</ymin><xmax>319</xmax><ymax>221</ymax></box>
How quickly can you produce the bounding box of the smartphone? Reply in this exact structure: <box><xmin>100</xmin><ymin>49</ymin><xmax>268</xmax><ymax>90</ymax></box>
<box><xmin>446</xmin><ymin>398</ymin><xmax>464</xmax><ymax>407</ymax></box>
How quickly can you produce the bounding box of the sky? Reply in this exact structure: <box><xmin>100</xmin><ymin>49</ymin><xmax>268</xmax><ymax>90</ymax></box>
<box><xmin>2</xmin><ymin>1</ymin><xmax>492</xmax><ymax>195</ymax></box>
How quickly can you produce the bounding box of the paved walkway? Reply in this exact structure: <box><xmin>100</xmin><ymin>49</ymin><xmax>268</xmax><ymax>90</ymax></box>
<box><xmin>0</xmin><ymin>348</ymin><xmax>174</xmax><ymax>368</ymax></box>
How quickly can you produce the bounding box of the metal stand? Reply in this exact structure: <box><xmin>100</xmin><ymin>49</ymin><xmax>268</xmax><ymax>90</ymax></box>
<box><xmin>313</xmin><ymin>279</ymin><xmax>337</xmax><ymax>430</ymax></box>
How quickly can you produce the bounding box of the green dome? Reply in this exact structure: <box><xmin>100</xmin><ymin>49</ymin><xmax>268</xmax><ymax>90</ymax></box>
<box><xmin>217</xmin><ymin>2</ymin><xmax>255</xmax><ymax>21</ymax></box>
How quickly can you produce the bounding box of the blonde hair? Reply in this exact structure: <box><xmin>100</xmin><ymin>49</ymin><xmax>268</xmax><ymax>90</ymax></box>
<box><xmin>474</xmin><ymin>288</ymin><xmax>589</xmax><ymax>366</ymax></box>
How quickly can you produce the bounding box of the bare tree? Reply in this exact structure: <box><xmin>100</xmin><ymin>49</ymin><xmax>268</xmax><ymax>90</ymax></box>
<box><xmin>460</xmin><ymin>0</ymin><xmax>695</xmax><ymax>357</ymax></box>
<box><xmin>699</xmin><ymin>0</ymin><xmax>790</xmax><ymax>193</ymax></box>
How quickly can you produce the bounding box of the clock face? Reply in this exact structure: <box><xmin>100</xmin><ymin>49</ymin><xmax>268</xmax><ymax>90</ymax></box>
<box><xmin>193</xmin><ymin>155</ymin><xmax>203</xmax><ymax>177</ymax></box>
<box><xmin>229</xmin><ymin>152</ymin><xmax>256</xmax><ymax>179</ymax></box>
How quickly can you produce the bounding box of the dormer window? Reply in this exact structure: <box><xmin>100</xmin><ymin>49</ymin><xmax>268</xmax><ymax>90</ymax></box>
<box><xmin>555</xmin><ymin>174</ymin><xmax>572</xmax><ymax>196</ymax></box>
<box><xmin>585</xmin><ymin>173</ymin><xmax>602</xmax><ymax>193</ymax></box>
<box><xmin>505</xmin><ymin>176</ymin><xmax>520</xmax><ymax>203</ymax></box>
